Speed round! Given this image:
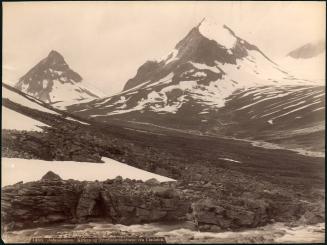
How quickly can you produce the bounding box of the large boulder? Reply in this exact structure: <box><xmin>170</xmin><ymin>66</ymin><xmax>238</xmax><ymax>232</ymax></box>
<box><xmin>151</xmin><ymin>185</ymin><xmax>175</xmax><ymax>198</ymax></box>
<box><xmin>41</xmin><ymin>171</ymin><xmax>62</xmax><ymax>181</ymax></box>
<box><xmin>190</xmin><ymin>197</ymin><xmax>271</xmax><ymax>231</ymax></box>
<box><xmin>145</xmin><ymin>178</ymin><xmax>160</xmax><ymax>186</ymax></box>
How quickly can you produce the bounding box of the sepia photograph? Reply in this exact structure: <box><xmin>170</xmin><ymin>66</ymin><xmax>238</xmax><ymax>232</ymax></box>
<box><xmin>1</xmin><ymin>1</ymin><xmax>326</xmax><ymax>243</ymax></box>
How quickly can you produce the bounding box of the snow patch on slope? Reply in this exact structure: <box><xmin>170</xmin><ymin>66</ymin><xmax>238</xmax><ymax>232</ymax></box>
<box><xmin>2</xmin><ymin>86</ymin><xmax>60</xmax><ymax>115</ymax></box>
<box><xmin>199</xmin><ymin>20</ymin><xmax>237</xmax><ymax>49</ymax></box>
<box><xmin>49</xmin><ymin>80</ymin><xmax>97</xmax><ymax>102</ymax></box>
<box><xmin>218</xmin><ymin>51</ymin><xmax>309</xmax><ymax>88</ymax></box>
<box><xmin>2</xmin><ymin>157</ymin><xmax>175</xmax><ymax>186</ymax></box>
<box><xmin>145</xmin><ymin>73</ymin><xmax>174</xmax><ymax>88</ymax></box>
<box><xmin>279</xmin><ymin>53</ymin><xmax>325</xmax><ymax>83</ymax></box>
<box><xmin>190</xmin><ymin>62</ymin><xmax>221</xmax><ymax>73</ymax></box>
<box><xmin>165</xmin><ymin>49</ymin><xmax>179</xmax><ymax>64</ymax></box>
<box><xmin>65</xmin><ymin>117</ymin><xmax>90</xmax><ymax>125</ymax></box>
<box><xmin>219</xmin><ymin>158</ymin><xmax>241</xmax><ymax>163</ymax></box>
<box><xmin>2</xmin><ymin>107</ymin><xmax>49</xmax><ymax>132</ymax></box>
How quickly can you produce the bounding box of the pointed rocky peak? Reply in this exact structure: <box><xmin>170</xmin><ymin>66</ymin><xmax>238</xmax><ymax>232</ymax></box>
<box><xmin>48</xmin><ymin>50</ymin><xmax>64</xmax><ymax>59</ymax></box>
<box><xmin>34</xmin><ymin>50</ymin><xmax>71</xmax><ymax>73</ymax></box>
<box><xmin>13</xmin><ymin>50</ymin><xmax>101</xmax><ymax>103</ymax></box>
<box><xmin>46</xmin><ymin>50</ymin><xmax>66</xmax><ymax>65</ymax></box>
<box><xmin>41</xmin><ymin>171</ymin><xmax>62</xmax><ymax>181</ymax></box>
<box><xmin>16</xmin><ymin>50</ymin><xmax>82</xmax><ymax>85</ymax></box>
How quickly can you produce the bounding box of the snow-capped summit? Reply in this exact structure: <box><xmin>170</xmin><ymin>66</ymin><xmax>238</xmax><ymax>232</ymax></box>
<box><xmin>198</xmin><ymin>18</ymin><xmax>237</xmax><ymax>49</ymax></box>
<box><xmin>15</xmin><ymin>50</ymin><xmax>103</xmax><ymax>106</ymax></box>
<box><xmin>123</xmin><ymin>18</ymin><xmax>308</xmax><ymax>92</ymax></box>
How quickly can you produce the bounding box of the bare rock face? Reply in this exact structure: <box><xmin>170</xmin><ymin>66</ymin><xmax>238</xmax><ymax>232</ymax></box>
<box><xmin>3</xmin><ymin>171</ymin><xmax>320</xmax><ymax>232</ymax></box>
<box><xmin>1</xmin><ymin>176</ymin><xmax>82</xmax><ymax>231</ymax></box>
<box><xmin>101</xmin><ymin>180</ymin><xmax>189</xmax><ymax>225</ymax></box>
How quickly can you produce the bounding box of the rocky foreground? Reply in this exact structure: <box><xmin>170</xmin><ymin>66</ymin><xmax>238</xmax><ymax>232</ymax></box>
<box><xmin>1</xmin><ymin>170</ymin><xmax>324</xmax><ymax>233</ymax></box>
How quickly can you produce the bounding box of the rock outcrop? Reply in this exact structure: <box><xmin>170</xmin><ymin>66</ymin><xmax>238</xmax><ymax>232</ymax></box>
<box><xmin>2</xmin><ymin>170</ymin><xmax>324</xmax><ymax>232</ymax></box>
<box><xmin>1</xmin><ymin>173</ymin><xmax>189</xmax><ymax>231</ymax></box>
<box><xmin>190</xmin><ymin>197</ymin><xmax>270</xmax><ymax>232</ymax></box>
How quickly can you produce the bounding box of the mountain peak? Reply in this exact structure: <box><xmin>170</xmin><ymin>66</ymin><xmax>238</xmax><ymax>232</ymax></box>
<box><xmin>48</xmin><ymin>50</ymin><xmax>64</xmax><ymax>59</ymax></box>
<box><xmin>15</xmin><ymin>51</ymin><xmax>102</xmax><ymax>104</ymax></box>
<box><xmin>43</xmin><ymin>50</ymin><xmax>67</xmax><ymax>68</ymax></box>
<box><xmin>123</xmin><ymin>18</ymin><xmax>278</xmax><ymax>91</ymax></box>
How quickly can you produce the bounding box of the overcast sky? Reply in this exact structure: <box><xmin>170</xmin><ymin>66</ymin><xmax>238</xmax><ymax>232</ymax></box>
<box><xmin>3</xmin><ymin>1</ymin><xmax>325</xmax><ymax>95</ymax></box>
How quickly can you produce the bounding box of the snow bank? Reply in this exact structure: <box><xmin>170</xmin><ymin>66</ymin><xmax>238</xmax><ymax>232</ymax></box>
<box><xmin>2</xmin><ymin>107</ymin><xmax>49</xmax><ymax>132</ymax></box>
<box><xmin>219</xmin><ymin>158</ymin><xmax>241</xmax><ymax>163</ymax></box>
<box><xmin>65</xmin><ymin>117</ymin><xmax>90</xmax><ymax>125</ymax></box>
<box><xmin>190</xmin><ymin>62</ymin><xmax>221</xmax><ymax>73</ymax></box>
<box><xmin>2</xmin><ymin>86</ymin><xmax>60</xmax><ymax>115</ymax></box>
<box><xmin>2</xmin><ymin>157</ymin><xmax>175</xmax><ymax>186</ymax></box>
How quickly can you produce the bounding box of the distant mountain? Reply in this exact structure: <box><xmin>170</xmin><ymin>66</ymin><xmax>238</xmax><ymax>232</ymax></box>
<box><xmin>15</xmin><ymin>50</ymin><xmax>103</xmax><ymax>107</ymax></box>
<box><xmin>65</xmin><ymin>19</ymin><xmax>324</xmax><ymax>153</ymax></box>
<box><xmin>287</xmin><ymin>40</ymin><xmax>325</xmax><ymax>59</ymax></box>
<box><xmin>280</xmin><ymin>40</ymin><xmax>325</xmax><ymax>81</ymax></box>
